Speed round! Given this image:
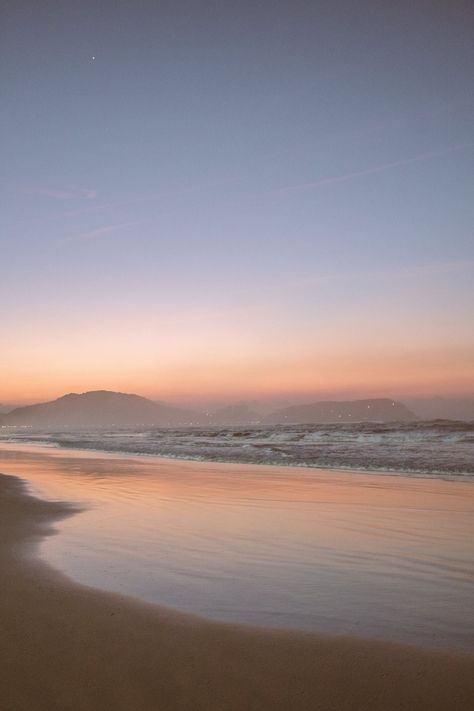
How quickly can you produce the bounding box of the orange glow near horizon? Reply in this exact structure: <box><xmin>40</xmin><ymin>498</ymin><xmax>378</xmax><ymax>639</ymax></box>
<box><xmin>3</xmin><ymin>342</ymin><xmax>473</xmax><ymax>405</ymax></box>
<box><xmin>2</xmin><ymin>264</ymin><xmax>473</xmax><ymax>405</ymax></box>
<box><xmin>2</xmin><ymin>3</ymin><xmax>473</xmax><ymax>414</ymax></box>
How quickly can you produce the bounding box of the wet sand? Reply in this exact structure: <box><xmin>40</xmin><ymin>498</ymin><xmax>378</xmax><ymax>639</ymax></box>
<box><xmin>2</xmin><ymin>443</ymin><xmax>473</xmax><ymax>650</ymax></box>
<box><xmin>1</xmin><ymin>472</ymin><xmax>474</xmax><ymax>710</ymax></box>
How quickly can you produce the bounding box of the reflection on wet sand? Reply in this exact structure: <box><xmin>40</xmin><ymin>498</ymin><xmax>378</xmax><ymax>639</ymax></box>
<box><xmin>0</xmin><ymin>443</ymin><xmax>473</xmax><ymax>651</ymax></box>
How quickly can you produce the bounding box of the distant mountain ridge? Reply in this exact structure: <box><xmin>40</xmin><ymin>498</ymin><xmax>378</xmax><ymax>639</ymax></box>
<box><xmin>0</xmin><ymin>391</ymin><xmax>417</xmax><ymax>427</ymax></box>
<box><xmin>402</xmin><ymin>397</ymin><xmax>474</xmax><ymax>422</ymax></box>
<box><xmin>209</xmin><ymin>402</ymin><xmax>262</xmax><ymax>425</ymax></box>
<box><xmin>0</xmin><ymin>390</ymin><xmax>205</xmax><ymax>427</ymax></box>
<box><xmin>265</xmin><ymin>398</ymin><xmax>416</xmax><ymax>424</ymax></box>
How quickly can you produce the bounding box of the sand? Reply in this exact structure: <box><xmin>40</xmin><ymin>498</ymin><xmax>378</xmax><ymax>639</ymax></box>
<box><xmin>1</xmin><ymin>473</ymin><xmax>473</xmax><ymax>711</ymax></box>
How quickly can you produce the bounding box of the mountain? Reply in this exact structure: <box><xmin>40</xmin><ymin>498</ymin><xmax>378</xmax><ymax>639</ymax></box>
<box><xmin>1</xmin><ymin>390</ymin><xmax>206</xmax><ymax>427</ymax></box>
<box><xmin>265</xmin><ymin>398</ymin><xmax>416</xmax><ymax>424</ymax></box>
<box><xmin>210</xmin><ymin>402</ymin><xmax>262</xmax><ymax>425</ymax></box>
<box><xmin>402</xmin><ymin>397</ymin><xmax>474</xmax><ymax>422</ymax></box>
<box><xmin>0</xmin><ymin>392</ymin><xmax>421</xmax><ymax>428</ymax></box>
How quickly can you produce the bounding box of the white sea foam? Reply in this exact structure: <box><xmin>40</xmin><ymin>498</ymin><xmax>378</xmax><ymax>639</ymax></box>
<box><xmin>1</xmin><ymin>420</ymin><xmax>473</xmax><ymax>479</ymax></box>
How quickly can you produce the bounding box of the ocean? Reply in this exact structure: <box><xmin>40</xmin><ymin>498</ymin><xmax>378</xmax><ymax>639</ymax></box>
<box><xmin>1</xmin><ymin>419</ymin><xmax>473</xmax><ymax>479</ymax></box>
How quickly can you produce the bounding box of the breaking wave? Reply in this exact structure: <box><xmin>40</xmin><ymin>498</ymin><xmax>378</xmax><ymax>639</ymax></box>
<box><xmin>1</xmin><ymin>419</ymin><xmax>473</xmax><ymax>479</ymax></box>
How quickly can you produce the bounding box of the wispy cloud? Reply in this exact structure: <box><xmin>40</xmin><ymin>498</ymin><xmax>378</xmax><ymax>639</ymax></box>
<box><xmin>60</xmin><ymin>221</ymin><xmax>139</xmax><ymax>244</ymax></box>
<box><xmin>291</xmin><ymin>259</ymin><xmax>474</xmax><ymax>289</ymax></box>
<box><xmin>383</xmin><ymin>259</ymin><xmax>474</xmax><ymax>280</ymax></box>
<box><xmin>268</xmin><ymin>142</ymin><xmax>474</xmax><ymax>196</ymax></box>
<box><xmin>24</xmin><ymin>186</ymin><xmax>98</xmax><ymax>200</ymax></box>
<box><xmin>22</xmin><ymin>178</ymin><xmax>238</xmax><ymax>227</ymax></box>
<box><xmin>39</xmin><ymin>201</ymin><xmax>120</xmax><ymax>221</ymax></box>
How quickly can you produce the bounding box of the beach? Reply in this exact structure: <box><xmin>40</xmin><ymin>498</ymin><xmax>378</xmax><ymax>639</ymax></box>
<box><xmin>4</xmin><ymin>0</ymin><xmax>473</xmax><ymax>706</ymax></box>
<box><xmin>1</xmin><ymin>451</ymin><xmax>474</xmax><ymax>710</ymax></box>
<box><xmin>1</xmin><ymin>443</ymin><xmax>473</xmax><ymax>649</ymax></box>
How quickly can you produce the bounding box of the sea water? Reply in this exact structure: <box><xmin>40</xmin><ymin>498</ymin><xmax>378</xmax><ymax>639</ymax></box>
<box><xmin>1</xmin><ymin>419</ymin><xmax>473</xmax><ymax>478</ymax></box>
<box><xmin>0</xmin><ymin>443</ymin><xmax>473</xmax><ymax>653</ymax></box>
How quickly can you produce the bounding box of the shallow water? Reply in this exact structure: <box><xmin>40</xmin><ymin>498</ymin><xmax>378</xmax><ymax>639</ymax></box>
<box><xmin>1</xmin><ymin>443</ymin><xmax>473</xmax><ymax>652</ymax></box>
<box><xmin>2</xmin><ymin>419</ymin><xmax>473</xmax><ymax>478</ymax></box>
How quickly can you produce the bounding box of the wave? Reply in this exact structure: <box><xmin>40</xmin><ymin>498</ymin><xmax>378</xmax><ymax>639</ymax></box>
<box><xmin>1</xmin><ymin>420</ymin><xmax>473</xmax><ymax>480</ymax></box>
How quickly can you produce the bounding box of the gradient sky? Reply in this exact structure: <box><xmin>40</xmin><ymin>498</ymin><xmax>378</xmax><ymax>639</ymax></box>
<box><xmin>1</xmin><ymin>1</ymin><xmax>473</xmax><ymax>405</ymax></box>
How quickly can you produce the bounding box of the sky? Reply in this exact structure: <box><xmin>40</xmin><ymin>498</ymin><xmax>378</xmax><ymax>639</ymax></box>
<box><xmin>1</xmin><ymin>0</ymin><xmax>473</xmax><ymax>405</ymax></box>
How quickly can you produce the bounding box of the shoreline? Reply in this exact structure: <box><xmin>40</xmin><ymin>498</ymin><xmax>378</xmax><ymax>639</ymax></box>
<box><xmin>1</xmin><ymin>472</ymin><xmax>474</xmax><ymax>710</ymax></box>
<box><xmin>2</xmin><ymin>419</ymin><xmax>474</xmax><ymax>482</ymax></box>
<box><xmin>1</xmin><ymin>438</ymin><xmax>472</xmax><ymax>483</ymax></box>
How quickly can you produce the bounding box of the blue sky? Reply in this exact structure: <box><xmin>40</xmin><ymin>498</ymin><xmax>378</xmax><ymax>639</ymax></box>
<box><xmin>1</xmin><ymin>1</ymin><xmax>473</xmax><ymax>403</ymax></box>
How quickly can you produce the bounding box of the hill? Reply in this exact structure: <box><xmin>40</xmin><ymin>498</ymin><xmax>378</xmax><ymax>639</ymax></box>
<box><xmin>402</xmin><ymin>397</ymin><xmax>474</xmax><ymax>422</ymax></box>
<box><xmin>210</xmin><ymin>402</ymin><xmax>262</xmax><ymax>425</ymax></box>
<box><xmin>1</xmin><ymin>390</ymin><xmax>205</xmax><ymax>427</ymax></box>
<box><xmin>0</xmin><ymin>393</ymin><xmax>419</xmax><ymax>428</ymax></box>
<box><xmin>265</xmin><ymin>398</ymin><xmax>416</xmax><ymax>424</ymax></box>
